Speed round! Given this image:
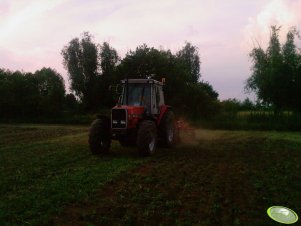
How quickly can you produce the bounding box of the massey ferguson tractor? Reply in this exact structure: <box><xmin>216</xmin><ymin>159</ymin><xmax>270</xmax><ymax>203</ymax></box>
<box><xmin>88</xmin><ymin>78</ymin><xmax>178</xmax><ymax>156</ymax></box>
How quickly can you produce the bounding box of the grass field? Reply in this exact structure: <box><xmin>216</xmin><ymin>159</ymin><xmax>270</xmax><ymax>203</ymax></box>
<box><xmin>1</xmin><ymin>124</ymin><xmax>301</xmax><ymax>225</ymax></box>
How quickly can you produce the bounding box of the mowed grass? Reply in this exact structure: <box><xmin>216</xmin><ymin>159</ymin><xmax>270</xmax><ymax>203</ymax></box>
<box><xmin>52</xmin><ymin>129</ymin><xmax>301</xmax><ymax>226</ymax></box>
<box><xmin>0</xmin><ymin>124</ymin><xmax>145</xmax><ymax>225</ymax></box>
<box><xmin>1</xmin><ymin>124</ymin><xmax>301</xmax><ymax>226</ymax></box>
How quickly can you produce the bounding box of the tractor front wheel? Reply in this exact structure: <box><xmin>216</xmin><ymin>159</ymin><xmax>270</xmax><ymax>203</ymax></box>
<box><xmin>136</xmin><ymin>120</ymin><xmax>157</xmax><ymax>156</ymax></box>
<box><xmin>89</xmin><ymin>118</ymin><xmax>111</xmax><ymax>154</ymax></box>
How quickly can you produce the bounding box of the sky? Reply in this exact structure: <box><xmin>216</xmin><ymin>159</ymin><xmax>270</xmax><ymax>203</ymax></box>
<box><xmin>1</xmin><ymin>0</ymin><xmax>301</xmax><ymax>100</ymax></box>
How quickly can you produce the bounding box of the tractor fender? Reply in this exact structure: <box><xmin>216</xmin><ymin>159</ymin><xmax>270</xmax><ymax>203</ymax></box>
<box><xmin>157</xmin><ymin>105</ymin><xmax>172</xmax><ymax>125</ymax></box>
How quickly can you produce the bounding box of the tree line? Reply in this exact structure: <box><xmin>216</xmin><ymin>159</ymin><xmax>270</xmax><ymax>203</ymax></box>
<box><xmin>61</xmin><ymin>32</ymin><xmax>219</xmax><ymax>119</ymax></box>
<box><xmin>0</xmin><ymin>68</ymin><xmax>66</xmax><ymax>118</ymax></box>
<box><xmin>2</xmin><ymin>26</ymin><xmax>299</xmax><ymax>121</ymax></box>
<box><xmin>0</xmin><ymin>32</ymin><xmax>219</xmax><ymax>120</ymax></box>
<box><xmin>246</xmin><ymin>26</ymin><xmax>301</xmax><ymax>114</ymax></box>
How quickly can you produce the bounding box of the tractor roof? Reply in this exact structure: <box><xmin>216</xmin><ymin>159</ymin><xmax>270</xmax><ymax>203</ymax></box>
<box><xmin>121</xmin><ymin>78</ymin><xmax>163</xmax><ymax>86</ymax></box>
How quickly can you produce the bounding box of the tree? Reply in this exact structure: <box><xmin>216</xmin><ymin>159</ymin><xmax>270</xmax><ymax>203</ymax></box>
<box><xmin>0</xmin><ymin>68</ymin><xmax>66</xmax><ymax>118</ymax></box>
<box><xmin>176</xmin><ymin>42</ymin><xmax>201</xmax><ymax>84</ymax></box>
<box><xmin>266</xmin><ymin>26</ymin><xmax>285</xmax><ymax>112</ymax></box>
<box><xmin>61</xmin><ymin>32</ymin><xmax>99</xmax><ymax>111</ymax></box>
<box><xmin>246</xmin><ymin>26</ymin><xmax>301</xmax><ymax>113</ymax></box>
<box><xmin>0</xmin><ymin>70</ymin><xmax>38</xmax><ymax>117</ymax></box>
<box><xmin>282</xmin><ymin>28</ymin><xmax>300</xmax><ymax>110</ymax></box>
<box><xmin>247</xmin><ymin>46</ymin><xmax>269</xmax><ymax>103</ymax></box>
<box><xmin>117</xmin><ymin>44</ymin><xmax>173</xmax><ymax>79</ymax></box>
<box><xmin>241</xmin><ymin>98</ymin><xmax>255</xmax><ymax>111</ymax></box>
<box><xmin>99</xmin><ymin>42</ymin><xmax>119</xmax><ymax>76</ymax></box>
<box><xmin>296</xmin><ymin>44</ymin><xmax>301</xmax><ymax>112</ymax></box>
<box><xmin>34</xmin><ymin>68</ymin><xmax>65</xmax><ymax>116</ymax></box>
<box><xmin>98</xmin><ymin>42</ymin><xmax>120</xmax><ymax>107</ymax></box>
<box><xmin>221</xmin><ymin>98</ymin><xmax>241</xmax><ymax>114</ymax></box>
<box><xmin>65</xmin><ymin>93</ymin><xmax>79</xmax><ymax>112</ymax></box>
<box><xmin>61</xmin><ymin>36</ymin><xmax>219</xmax><ymax>118</ymax></box>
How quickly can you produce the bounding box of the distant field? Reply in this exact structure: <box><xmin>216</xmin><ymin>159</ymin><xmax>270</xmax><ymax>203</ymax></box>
<box><xmin>1</xmin><ymin>124</ymin><xmax>301</xmax><ymax>225</ymax></box>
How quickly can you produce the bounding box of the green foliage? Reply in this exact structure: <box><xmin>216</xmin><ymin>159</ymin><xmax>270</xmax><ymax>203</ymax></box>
<box><xmin>61</xmin><ymin>32</ymin><xmax>99</xmax><ymax>111</ymax></box>
<box><xmin>34</xmin><ymin>68</ymin><xmax>66</xmax><ymax>116</ymax></box>
<box><xmin>0</xmin><ymin>68</ymin><xmax>65</xmax><ymax>118</ymax></box>
<box><xmin>60</xmin><ymin>33</ymin><xmax>219</xmax><ymax>118</ymax></box>
<box><xmin>2</xmin><ymin>34</ymin><xmax>219</xmax><ymax>120</ymax></box>
<box><xmin>98</xmin><ymin>42</ymin><xmax>120</xmax><ymax>107</ymax></box>
<box><xmin>62</xmin><ymin>34</ymin><xmax>120</xmax><ymax>111</ymax></box>
<box><xmin>64</xmin><ymin>93</ymin><xmax>79</xmax><ymax>111</ymax></box>
<box><xmin>203</xmin><ymin>97</ymin><xmax>301</xmax><ymax>131</ymax></box>
<box><xmin>176</xmin><ymin>42</ymin><xmax>201</xmax><ymax>84</ymax></box>
<box><xmin>221</xmin><ymin>98</ymin><xmax>255</xmax><ymax>113</ymax></box>
<box><xmin>241</xmin><ymin>98</ymin><xmax>255</xmax><ymax>110</ymax></box>
<box><xmin>246</xmin><ymin>26</ymin><xmax>301</xmax><ymax>113</ymax></box>
<box><xmin>99</xmin><ymin>42</ymin><xmax>120</xmax><ymax>76</ymax></box>
<box><xmin>180</xmin><ymin>82</ymin><xmax>220</xmax><ymax>119</ymax></box>
<box><xmin>117</xmin><ymin>44</ymin><xmax>174</xmax><ymax>79</ymax></box>
<box><xmin>60</xmin><ymin>32</ymin><xmax>219</xmax><ymax>118</ymax></box>
<box><xmin>221</xmin><ymin>98</ymin><xmax>242</xmax><ymax>114</ymax></box>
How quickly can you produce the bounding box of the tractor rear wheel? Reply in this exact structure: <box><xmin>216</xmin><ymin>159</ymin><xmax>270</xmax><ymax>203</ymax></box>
<box><xmin>159</xmin><ymin>110</ymin><xmax>176</xmax><ymax>147</ymax></box>
<box><xmin>136</xmin><ymin>120</ymin><xmax>157</xmax><ymax>156</ymax></box>
<box><xmin>89</xmin><ymin>118</ymin><xmax>111</xmax><ymax>154</ymax></box>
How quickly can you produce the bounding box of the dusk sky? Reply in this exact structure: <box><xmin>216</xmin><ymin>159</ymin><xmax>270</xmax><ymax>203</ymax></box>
<box><xmin>1</xmin><ymin>0</ymin><xmax>301</xmax><ymax>100</ymax></box>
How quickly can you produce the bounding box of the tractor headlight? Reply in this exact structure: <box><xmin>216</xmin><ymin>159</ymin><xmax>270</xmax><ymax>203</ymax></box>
<box><xmin>113</xmin><ymin>120</ymin><xmax>118</xmax><ymax>124</ymax></box>
<box><xmin>120</xmin><ymin>120</ymin><xmax>126</xmax><ymax>124</ymax></box>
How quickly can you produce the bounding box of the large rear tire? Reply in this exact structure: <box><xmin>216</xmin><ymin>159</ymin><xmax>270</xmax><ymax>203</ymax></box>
<box><xmin>159</xmin><ymin>110</ymin><xmax>176</xmax><ymax>147</ymax></box>
<box><xmin>89</xmin><ymin>118</ymin><xmax>111</xmax><ymax>154</ymax></box>
<box><xmin>136</xmin><ymin>120</ymin><xmax>157</xmax><ymax>156</ymax></box>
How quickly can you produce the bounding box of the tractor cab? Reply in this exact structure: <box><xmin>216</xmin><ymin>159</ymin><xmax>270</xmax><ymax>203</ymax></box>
<box><xmin>120</xmin><ymin>79</ymin><xmax>164</xmax><ymax>115</ymax></box>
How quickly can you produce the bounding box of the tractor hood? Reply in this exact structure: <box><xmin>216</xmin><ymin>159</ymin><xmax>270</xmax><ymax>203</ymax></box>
<box><xmin>112</xmin><ymin>105</ymin><xmax>145</xmax><ymax>116</ymax></box>
<box><xmin>111</xmin><ymin>105</ymin><xmax>145</xmax><ymax>129</ymax></box>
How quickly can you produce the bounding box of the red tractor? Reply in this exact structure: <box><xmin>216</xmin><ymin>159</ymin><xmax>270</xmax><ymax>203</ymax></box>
<box><xmin>89</xmin><ymin>78</ymin><xmax>179</xmax><ymax>156</ymax></box>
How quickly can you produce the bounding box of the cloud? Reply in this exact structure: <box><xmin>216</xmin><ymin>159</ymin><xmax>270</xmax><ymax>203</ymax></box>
<box><xmin>242</xmin><ymin>0</ymin><xmax>301</xmax><ymax>51</ymax></box>
<box><xmin>0</xmin><ymin>1</ymin><xmax>61</xmax><ymax>39</ymax></box>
